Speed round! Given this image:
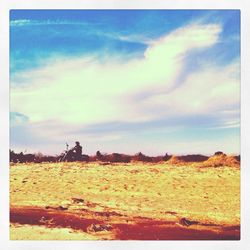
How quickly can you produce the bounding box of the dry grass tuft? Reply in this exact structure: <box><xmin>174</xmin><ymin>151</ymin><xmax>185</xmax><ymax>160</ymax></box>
<box><xmin>167</xmin><ymin>156</ymin><xmax>185</xmax><ymax>165</ymax></box>
<box><xmin>203</xmin><ymin>154</ymin><xmax>240</xmax><ymax>168</ymax></box>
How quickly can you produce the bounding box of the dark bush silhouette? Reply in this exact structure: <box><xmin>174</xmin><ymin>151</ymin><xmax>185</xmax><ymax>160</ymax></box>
<box><xmin>108</xmin><ymin>153</ymin><xmax>131</xmax><ymax>163</ymax></box>
<box><xmin>81</xmin><ymin>154</ymin><xmax>90</xmax><ymax>161</ymax></box>
<box><xmin>132</xmin><ymin>152</ymin><xmax>152</xmax><ymax>162</ymax></box>
<box><xmin>10</xmin><ymin>150</ymin><xmax>57</xmax><ymax>163</ymax></box>
<box><xmin>235</xmin><ymin>155</ymin><xmax>240</xmax><ymax>162</ymax></box>
<box><xmin>95</xmin><ymin>151</ymin><xmax>104</xmax><ymax>161</ymax></box>
<box><xmin>178</xmin><ymin>154</ymin><xmax>209</xmax><ymax>162</ymax></box>
<box><xmin>214</xmin><ymin>151</ymin><xmax>226</xmax><ymax>156</ymax></box>
<box><xmin>10</xmin><ymin>148</ymin><xmax>238</xmax><ymax>165</ymax></box>
<box><xmin>162</xmin><ymin>153</ymin><xmax>172</xmax><ymax>161</ymax></box>
<box><xmin>10</xmin><ymin>150</ymin><xmax>35</xmax><ymax>163</ymax></box>
<box><xmin>96</xmin><ymin>150</ymin><xmax>102</xmax><ymax>158</ymax></box>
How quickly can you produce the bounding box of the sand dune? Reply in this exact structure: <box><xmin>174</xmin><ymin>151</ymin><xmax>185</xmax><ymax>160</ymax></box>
<box><xmin>10</xmin><ymin>161</ymin><xmax>240</xmax><ymax>240</ymax></box>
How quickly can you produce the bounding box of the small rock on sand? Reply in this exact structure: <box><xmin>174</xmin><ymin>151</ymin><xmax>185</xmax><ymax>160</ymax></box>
<box><xmin>87</xmin><ymin>224</ymin><xmax>113</xmax><ymax>233</ymax></box>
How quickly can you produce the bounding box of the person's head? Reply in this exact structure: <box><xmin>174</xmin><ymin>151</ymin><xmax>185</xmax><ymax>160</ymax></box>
<box><xmin>75</xmin><ymin>141</ymin><xmax>80</xmax><ymax>146</ymax></box>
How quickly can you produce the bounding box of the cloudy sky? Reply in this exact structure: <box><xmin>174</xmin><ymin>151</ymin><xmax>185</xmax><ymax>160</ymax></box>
<box><xmin>10</xmin><ymin>10</ymin><xmax>240</xmax><ymax>156</ymax></box>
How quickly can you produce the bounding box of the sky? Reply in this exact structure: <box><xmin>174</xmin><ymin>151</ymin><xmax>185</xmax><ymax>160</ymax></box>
<box><xmin>10</xmin><ymin>10</ymin><xmax>240</xmax><ymax>156</ymax></box>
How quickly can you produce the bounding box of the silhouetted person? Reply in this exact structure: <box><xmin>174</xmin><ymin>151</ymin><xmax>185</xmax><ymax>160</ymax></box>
<box><xmin>59</xmin><ymin>141</ymin><xmax>83</xmax><ymax>161</ymax></box>
<box><xmin>71</xmin><ymin>141</ymin><xmax>82</xmax><ymax>161</ymax></box>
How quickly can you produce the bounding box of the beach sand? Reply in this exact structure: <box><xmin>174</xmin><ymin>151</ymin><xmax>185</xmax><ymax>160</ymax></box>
<box><xmin>10</xmin><ymin>161</ymin><xmax>240</xmax><ymax>240</ymax></box>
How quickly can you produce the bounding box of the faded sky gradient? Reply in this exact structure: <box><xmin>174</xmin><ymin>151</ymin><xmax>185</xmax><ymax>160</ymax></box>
<box><xmin>10</xmin><ymin>10</ymin><xmax>240</xmax><ymax>156</ymax></box>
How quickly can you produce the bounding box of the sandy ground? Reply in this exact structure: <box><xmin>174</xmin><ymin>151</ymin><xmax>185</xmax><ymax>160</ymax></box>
<box><xmin>10</xmin><ymin>162</ymin><xmax>240</xmax><ymax>240</ymax></box>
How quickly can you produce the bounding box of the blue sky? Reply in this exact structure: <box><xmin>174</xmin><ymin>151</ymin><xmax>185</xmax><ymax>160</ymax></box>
<box><xmin>10</xmin><ymin>10</ymin><xmax>240</xmax><ymax>155</ymax></box>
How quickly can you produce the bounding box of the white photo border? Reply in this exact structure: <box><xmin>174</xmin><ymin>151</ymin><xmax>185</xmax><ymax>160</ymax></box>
<box><xmin>0</xmin><ymin>0</ymin><xmax>249</xmax><ymax>249</ymax></box>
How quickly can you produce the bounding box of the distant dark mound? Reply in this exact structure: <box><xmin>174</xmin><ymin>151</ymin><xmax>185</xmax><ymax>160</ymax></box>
<box><xmin>162</xmin><ymin>153</ymin><xmax>172</xmax><ymax>161</ymax></box>
<box><xmin>178</xmin><ymin>154</ymin><xmax>209</xmax><ymax>162</ymax></box>
<box><xmin>214</xmin><ymin>151</ymin><xmax>226</xmax><ymax>156</ymax></box>
<box><xmin>132</xmin><ymin>152</ymin><xmax>153</xmax><ymax>162</ymax></box>
<box><xmin>167</xmin><ymin>154</ymin><xmax>208</xmax><ymax>164</ymax></box>
<box><xmin>235</xmin><ymin>155</ymin><xmax>240</xmax><ymax>162</ymax></box>
<box><xmin>108</xmin><ymin>153</ymin><xmax>131</xmax><ymax>163</ymax></box>
<box><xmin>92</xmin><ymin>151</ymin><xmax>131</xmax><ymax>163</ymax></box>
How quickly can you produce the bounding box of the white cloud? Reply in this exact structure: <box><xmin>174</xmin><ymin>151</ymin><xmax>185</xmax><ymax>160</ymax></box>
<box><xmin>143</xmin><ymin>61</ymin><xmax>240</xmax><ymax>118</ymax></box>
<box><xmin>11</xmin><ymin>23</ymin><xmax>225</xmax><ymax>126</ymax></box>
<box><xmin>10</xmin><ymin>22</ymin><xmax>241</xmax><ymax>155</ymax></box>
<box><xmin>10</xmin><ymin>19</ymin><xmax>93</xmax><ymax>27</ymax></box>
<box><xmin>9</xmin><ymin>18</ymin><xmax>243</xmax><ymax>156</ymax></box>
<box><xmin>10</xmin><ymin>19</ymin><xmax>32</xmax><ymax>26</ymax></box>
